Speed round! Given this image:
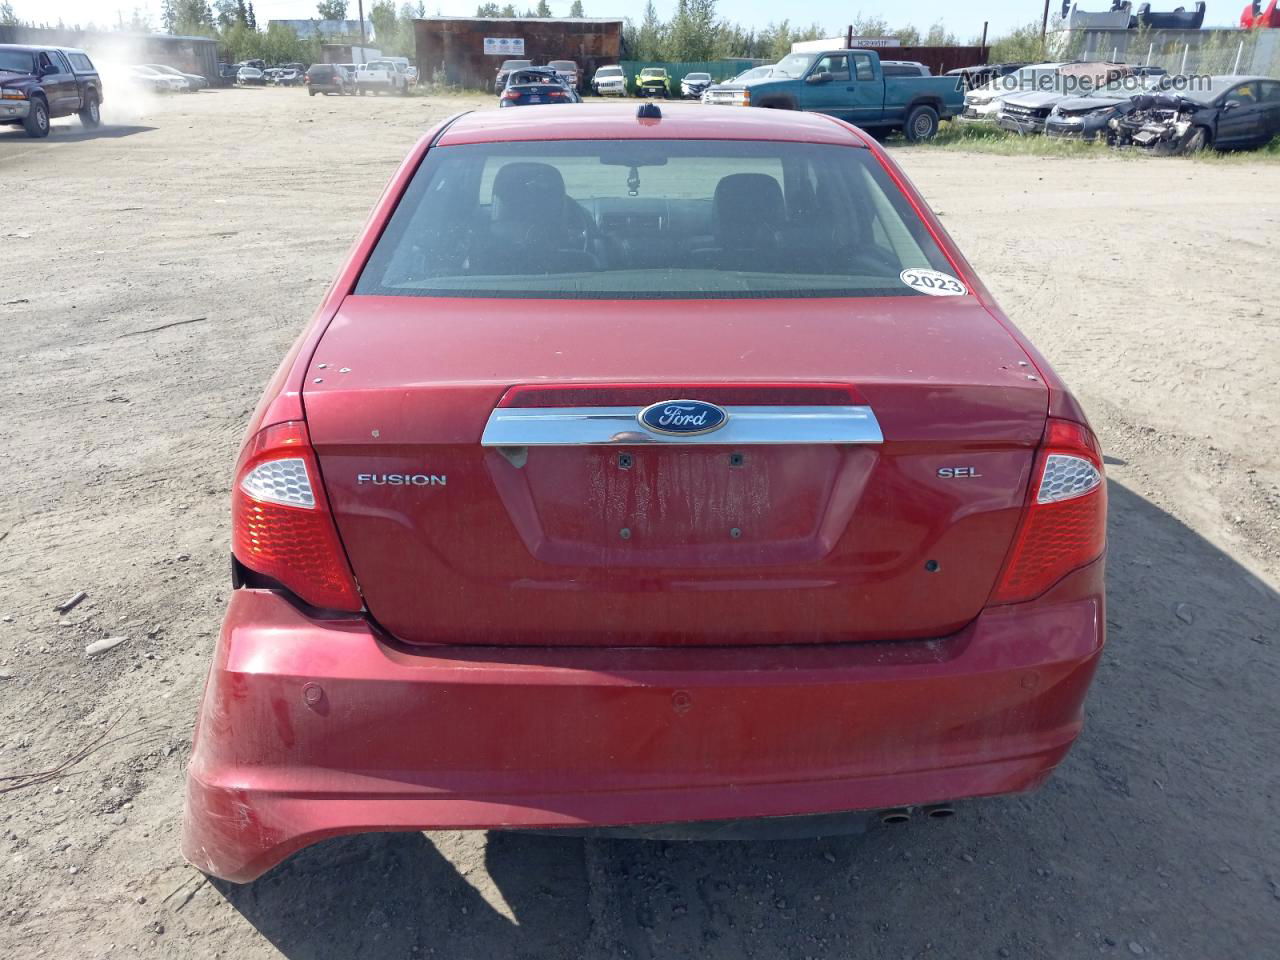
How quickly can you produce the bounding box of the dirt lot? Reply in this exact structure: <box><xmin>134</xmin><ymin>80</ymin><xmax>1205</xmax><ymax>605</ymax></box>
<box><xmin>1</xmin><ymin>87</ymin><xmax>1277</xmax><ymax>959</ymax></box>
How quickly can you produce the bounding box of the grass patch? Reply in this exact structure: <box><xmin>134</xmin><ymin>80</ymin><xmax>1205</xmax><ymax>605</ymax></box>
<box><xmin>900</xmin><ymin>121</ymin><xmax>1119</xmax><ymax>158</ymax></box>
<box><xmin>893</xmin><ymin>120</ymin><xmax>1280</xmax><ymax>164</ymax></box>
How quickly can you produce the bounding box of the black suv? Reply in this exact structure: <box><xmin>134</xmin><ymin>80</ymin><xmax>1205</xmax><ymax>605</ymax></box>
<box><xmin>0</xmin><ymin>44</ymin><xmax>103</xmax><ymax>137</ymax></box>
<box><xmin>305</xmin><ymin>63</ymin><xmax>350</xmax><ymax>96</ymax></box>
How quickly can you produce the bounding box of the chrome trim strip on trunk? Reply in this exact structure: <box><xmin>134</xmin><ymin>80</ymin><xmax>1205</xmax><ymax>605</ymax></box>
<box><xmin>481</xmin><ymin>406</ymin><xmax>884</xmax><ymax>446</ymax></box>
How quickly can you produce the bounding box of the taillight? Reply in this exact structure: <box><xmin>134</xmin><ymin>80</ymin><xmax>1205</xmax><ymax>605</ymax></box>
<box><xmin>990</xmin><ymin>418</ymin><xmax>1106</xmax><ymax>605</ymax></box>
<box><xmin>232</xmin><ymin>421</ymin><xmax>362</xmax><ymax>612</ymax></box>
<box><xmin>502</xmin><ymin>89</ymin><xmax>521</xmax><ymax>99</ymax></box>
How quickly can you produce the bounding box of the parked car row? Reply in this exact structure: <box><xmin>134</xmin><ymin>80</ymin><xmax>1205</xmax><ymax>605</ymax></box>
<box><xmin>302</xmin><ymin>59</ymin><xmax>417</xmax><ymax>96</ymax></box>
<box><xmin>506</xmin><ymin>51</ymin><xmax>961</xmax><ymax>141</ymax></box>
<box><xmin>592</xmin><ymin>59</ymin><xmax>934</xmax><ymax>103</ymax></box>
<box><xmin>961</xmin><ymin>61</ymin><xmax>1280</xmax><ymax>153</ymax></box>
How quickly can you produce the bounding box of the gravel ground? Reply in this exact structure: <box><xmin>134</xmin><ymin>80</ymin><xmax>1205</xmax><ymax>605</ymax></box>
<box><xmin>1</xmin><ymin>87</ymin><xmax>1277</xmax><ymax>960</ymax></box>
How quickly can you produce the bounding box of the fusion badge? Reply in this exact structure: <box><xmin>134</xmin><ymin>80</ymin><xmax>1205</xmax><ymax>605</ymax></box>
<box><xmin>356</xmin><ymin>473</ymin><xmax>447</xmax><ymax>486</ymax></box>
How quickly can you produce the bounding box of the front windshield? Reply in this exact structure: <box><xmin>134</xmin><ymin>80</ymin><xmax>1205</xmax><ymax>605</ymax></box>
<box><xmin>597</xmin><ymin>66</ymin><xmax>622</xmax><ymax>76</ymax></box>
<box><xmin>771</xmin><ymin>54</ymin><xmax>814</xmax><ymax>78</ymax></box>
<box><xmin>356</xmin><ymin>139</ymin><xmax>957</xmax><ymax>301</ymax></box>
<box><xmin>0</xmin><ymin>50</ymin><xmax>35</xmax><ymax>73</ymax></box>
<box><xmin>641</xmin><ymin>69</ymin><xmax>665</xmax><ymax>77</ymax></box>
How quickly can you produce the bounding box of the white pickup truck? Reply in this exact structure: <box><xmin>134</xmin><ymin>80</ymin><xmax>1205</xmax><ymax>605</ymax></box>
<box><xmin>356</xmin><ymin>60</ymin><xmax>409</xmax><ymax>95</ymax></box>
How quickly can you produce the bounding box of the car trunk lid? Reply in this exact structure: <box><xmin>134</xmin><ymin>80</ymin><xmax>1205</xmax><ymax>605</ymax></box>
<box><xmin>305</xmin><ymin>295</ymin><xmax>1047</xmax><ymax>646</ymax></box>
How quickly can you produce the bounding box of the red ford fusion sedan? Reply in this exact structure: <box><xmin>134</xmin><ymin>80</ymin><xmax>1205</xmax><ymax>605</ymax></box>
<box><xmin>183</xmin><ymin>104</ymin><xmax>1106</xmax><ymax>883</ymax></box>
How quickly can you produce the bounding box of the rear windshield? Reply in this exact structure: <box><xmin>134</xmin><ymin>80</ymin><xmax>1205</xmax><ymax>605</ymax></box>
<box><xmin>510</xmin><ymin>71</ymin><xmax>558</xmax><ymax>84</ymax></box>
<box><xmin>309</xmin><ymin>64</ymin><xmax>333</xmax><ymax>75</ymax></box>
<box><xmin>0</xmin><ymin>50</ymin><xmax>36</xmax><ymax>74</ymax></box>
<box><xmin>356</xmin><ymin>140</ymin><xmax>955</xmax><ymax>300</ymax></box>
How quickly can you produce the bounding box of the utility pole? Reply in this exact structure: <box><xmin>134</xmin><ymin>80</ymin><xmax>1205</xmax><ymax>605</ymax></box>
<box><xmin>355</xmin><ymin>0</ymin><xmax>366</xmax><ymax>63</ymax></box>
<box><xmin>1040</xmin><ymin>0</ymin><xmax>1051</xmax><ymax>57</ymax></box>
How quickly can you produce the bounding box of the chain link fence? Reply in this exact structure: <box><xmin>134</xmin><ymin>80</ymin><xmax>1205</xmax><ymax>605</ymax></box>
<box><xmin>1074</xmin><ymin>27</ymin><xmax>1280</xmax><ymax>78</ymax></box>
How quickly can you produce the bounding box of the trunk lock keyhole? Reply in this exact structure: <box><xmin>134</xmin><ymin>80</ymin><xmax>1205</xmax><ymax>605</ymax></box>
<box><xmin>925</xmin><ymin>560</ymin><xmax>940</xmax><ymax>573</ymax></box>
<box><xmin>618</xmin><ymin>453</ymin><xmax>633</xmax><ymax>470</ymax></box>
<box><xmin>729</xmin><ymin>452</ymin><xmax>745</xmax><ymax>467</ymax></box>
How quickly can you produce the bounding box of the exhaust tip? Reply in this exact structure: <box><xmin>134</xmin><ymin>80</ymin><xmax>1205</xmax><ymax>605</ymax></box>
<box><xmin>924</xmin><ymin>803</ymin><xmax>956</xmax><ymax>819</ymax></box>
<box><xmin>880</xmin><ymin>807</ymin><xmax>911</xmax><ymax>825</ymax></box>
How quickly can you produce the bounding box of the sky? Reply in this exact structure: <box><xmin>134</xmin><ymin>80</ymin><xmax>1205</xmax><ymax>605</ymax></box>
<box><xmin>14</xmin><ymin>0</ymin><xmax>1243</xmax><ymax>42</ymax></box>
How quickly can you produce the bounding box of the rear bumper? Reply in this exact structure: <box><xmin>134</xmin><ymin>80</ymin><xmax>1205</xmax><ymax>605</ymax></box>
<box><xmin>184</xmin><ymin>561</ymin><xmax>1104</xmax><ymax>882</ymax></box>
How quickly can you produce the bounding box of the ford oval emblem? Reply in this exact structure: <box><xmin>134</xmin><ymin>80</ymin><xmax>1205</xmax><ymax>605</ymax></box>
<box><xmin>638</xmin><ymin>399</ymin><xmax>728</xmax><ymax>437</ymax></box>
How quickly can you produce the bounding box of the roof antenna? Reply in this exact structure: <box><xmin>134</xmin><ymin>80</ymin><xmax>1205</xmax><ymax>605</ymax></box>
<box><xmin>637</xmin><ymin>102</ymin><xmax>661</xmax><ymax>119</ymax></box>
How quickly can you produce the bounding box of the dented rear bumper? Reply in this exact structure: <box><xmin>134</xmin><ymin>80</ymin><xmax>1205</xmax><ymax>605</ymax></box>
<box><xmin>183</xmin><ymin>561</ymin><xmax>1104</xmax><ymax>882</ymax></box>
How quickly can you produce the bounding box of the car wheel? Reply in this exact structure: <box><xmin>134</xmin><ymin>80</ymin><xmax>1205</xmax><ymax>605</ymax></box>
<box><xmin>1181</xmin><ymin>126</ymin><xmax>1209</xmax><ymax>154</ymax></box>
<box><xmin>905</xmin><ymin>104</ymin><xmax>940</xmax><ymax>142</ymax></box>
<box><xmin>23</xmin><ymin>96</ymin><xmax>50</xmax><ymax>138</ymax></box>
<box><xmin>78</xmin><ymin>93</ymin><xmax>101</xmax><ymax>128</ymax></box>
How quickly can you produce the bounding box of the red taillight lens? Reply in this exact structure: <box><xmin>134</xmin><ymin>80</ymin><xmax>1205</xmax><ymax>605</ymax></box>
<box><xmin>503</xmin><ymin>89</ymin><xmax>521</xmax><ymax>99</ymax></box>
<box><xmin>990</xmin><ymin>418</ymin><xmax>1106</xmax><ymax>605</ymax></box>
<box><xmin>231</xmin><ymin>421</ymin><xmax>362</xmax><ymax>612</ymax></box>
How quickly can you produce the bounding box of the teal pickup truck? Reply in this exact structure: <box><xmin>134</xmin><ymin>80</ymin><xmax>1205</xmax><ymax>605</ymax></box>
<box><xmin>720</xmin><ymin>49</ymin><xmax>964</xmax><ymax>140</ymax></box>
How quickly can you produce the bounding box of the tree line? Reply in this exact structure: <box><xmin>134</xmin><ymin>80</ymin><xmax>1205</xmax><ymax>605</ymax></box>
<box><xmin>463</xmin><ymin>2</ymin><xmax>975</xmax><ymax>64</ymax></box>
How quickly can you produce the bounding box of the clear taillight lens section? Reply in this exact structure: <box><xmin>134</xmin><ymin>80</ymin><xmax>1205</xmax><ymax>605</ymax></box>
<box><xmin>240</xmin><ymin>457</ymin><xmax>314</xmax><ymax>508</ymax></box>
<box><xmin>231</xmin><ymin>422</ymin><xmax>362</xmax><ymax>612</ymax></box>
<box><xmin>1037</xmin><ymin>454</ymin><xmax>1101</xmax><ymax>504</ymax></box>
<box><xmin>990</xmin><ymin>419</ymin><xmax>1107</xmax><ymax>605</ymax></box>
